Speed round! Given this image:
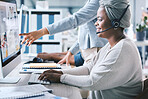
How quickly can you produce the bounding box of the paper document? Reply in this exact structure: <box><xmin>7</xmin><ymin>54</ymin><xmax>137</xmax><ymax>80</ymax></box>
<box><xmin>0</xmin><ymin>84</ymin><xmax>52</xmax><ymax>99</ymax></box>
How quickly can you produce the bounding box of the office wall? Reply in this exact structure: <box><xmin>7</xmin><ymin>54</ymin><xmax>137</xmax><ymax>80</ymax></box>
<box><xmin>146</xmin><ymin>0</ymin><xmax>148</xmax><ymax>8</ymax></box>
<box><xmin>129</xmin><ymin>0</ymin><xmax>147</xmax><ymax>32</ymax></box>
<box><xmin>135</xmin><ymin>0</ymin><xmax>146</xmax><ymax>23</ymax></box>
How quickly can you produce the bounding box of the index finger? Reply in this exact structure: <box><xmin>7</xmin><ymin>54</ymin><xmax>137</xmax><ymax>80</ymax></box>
<box><xmin>19</xmin><ymin>33</ymin><xmax>30</xmax><ymax>36</ymax></box>
<box><xmin>66</xmin><ymin>58</ymin><xmax>70</xmax><ymax>66</ymax></box>
<box><xmin>38</xmin><ymin>73</ymin><xmax>45</xmax><ymax>80</ymax></box>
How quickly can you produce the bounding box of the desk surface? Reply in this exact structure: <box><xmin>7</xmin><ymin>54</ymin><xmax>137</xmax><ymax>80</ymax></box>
<box><xmin>0</xmin><ymin>62</ymin><xmax>82</xmax><ymax>99</ymax></box>
<box><xmin>134</xmin><ymin>40</ymin><xmax>148</xmax><ymax>46</ymax></box>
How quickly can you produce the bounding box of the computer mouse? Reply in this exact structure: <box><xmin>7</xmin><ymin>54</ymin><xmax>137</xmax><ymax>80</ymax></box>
<box><xmin>33</xmin><ymin>57</ymin><xmax>44</xmax><ymax>63</ymax></box>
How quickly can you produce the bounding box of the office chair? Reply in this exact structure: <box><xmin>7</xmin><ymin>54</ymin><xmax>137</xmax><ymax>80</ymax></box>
<box><xmin>135</xmin><ymin>78</ymin><xmax>148</xmax><ymax>99</ymax></box>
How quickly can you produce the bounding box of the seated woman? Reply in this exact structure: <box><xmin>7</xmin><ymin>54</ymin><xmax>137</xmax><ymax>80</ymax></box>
<box><xmin>39</xmin><ymin>0</ymin><xmax>143</xmax><ymax>98</ymax></box>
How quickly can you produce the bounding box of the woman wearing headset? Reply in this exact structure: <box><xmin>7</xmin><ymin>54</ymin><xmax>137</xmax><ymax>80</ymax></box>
<box><xmin>38</xmin><ymin>0</ymin><xmax>143</xmax><ymax>99</ymax></box>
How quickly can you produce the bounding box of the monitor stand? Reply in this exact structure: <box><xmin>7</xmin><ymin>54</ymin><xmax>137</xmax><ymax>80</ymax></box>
<box><xmin>0</xmin><ymin>77</ymin><xmax>21</xmax><ymax>84</ymax></box>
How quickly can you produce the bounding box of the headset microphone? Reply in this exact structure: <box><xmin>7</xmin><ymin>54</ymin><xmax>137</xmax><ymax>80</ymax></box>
<box><xmin>96</xmin><ymin>5</ymin><xmax>130</xmax><ymax>34</ymax></box>
<box><xmin>96</xmin><ymin>26</ymin><xmax>113</xmax><ymax>34</ymax></box>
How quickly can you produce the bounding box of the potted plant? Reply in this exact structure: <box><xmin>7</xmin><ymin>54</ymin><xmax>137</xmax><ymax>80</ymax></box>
<box><xmin>136</xmin><ymin>16</ymin><xmax>147</xmax><ymax>41</ymax></box>
<box><xmin>144</xmin><ymin>16</ymin><xmax>148</xmax><ymax>40</ymax></box>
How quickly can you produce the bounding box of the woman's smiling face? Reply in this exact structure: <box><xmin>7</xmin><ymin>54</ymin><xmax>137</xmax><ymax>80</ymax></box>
<box><xmin>95</xmin><ymin>6</ymin><xmax>113</xmax><ymax>38</ymax></box>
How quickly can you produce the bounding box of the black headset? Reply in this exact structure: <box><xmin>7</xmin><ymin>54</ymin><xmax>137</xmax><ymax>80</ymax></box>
<box><xmin>96</xmin><ymin>5</ymin><xmax>130</xmax><ymax>34</ymax></box>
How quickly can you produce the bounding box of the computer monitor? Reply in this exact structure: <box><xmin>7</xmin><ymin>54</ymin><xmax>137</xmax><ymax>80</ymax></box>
<box><xmin>0</xmin><ymin>0</ymin><xmax>21</xmax><ymax>83</ymax></box>
<box><xmin>19</xmin><ymin>4</ymin><xmax>29</xmax><ymax>34</ymax></box>
<box><xmin>18</xmin><ymin>4</ymin><xmax>30</xmax><ymax>60</ymax></box>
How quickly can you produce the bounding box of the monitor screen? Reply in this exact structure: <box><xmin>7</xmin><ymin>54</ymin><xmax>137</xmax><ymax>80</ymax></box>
<box><xmin>0</xmin><ymin>0</ymin><xmax>20</xmax><ymax>67</ymax></box>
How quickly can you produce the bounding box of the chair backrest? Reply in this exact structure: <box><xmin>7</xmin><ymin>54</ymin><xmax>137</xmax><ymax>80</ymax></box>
<box><xmin>144</xmin><ymin>78</ymin><xmax>148</xmax><ymax>90</ymax></box>
<box><xmin>135</xmin><ymin>78</ymin><xmax>148</xmax><ymax>99</ymax></box>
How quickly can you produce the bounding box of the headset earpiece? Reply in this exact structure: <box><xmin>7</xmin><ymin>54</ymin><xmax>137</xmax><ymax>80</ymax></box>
<box><xmin>111</xmin><ymin>5</ymin><xmax>130</xmax><ymax>29</ymax></box>
<box><xmin>111</xmin><ymin>19</ymin><xmax>120</xmax><ymax>29</ymax></box>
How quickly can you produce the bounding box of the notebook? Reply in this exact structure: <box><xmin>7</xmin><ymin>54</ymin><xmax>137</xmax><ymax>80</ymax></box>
<box><xmin>0</xmin><ymin>84</ymin><xmax>52</xmax><ymax>99</ymax></box>
<box><xmin>19</xmin><ymin>68</ymin><xmax>49</xmax><ymax>74</ymax></box>
<box><xmin>28</xmin><ymin>73</ymin><xmax>51</xmax><ymax>85</ymax></box>
<box><xmin>22</xmin><ymin>63</ymin><xmax>62</xmax><ymax>69</ymax></box>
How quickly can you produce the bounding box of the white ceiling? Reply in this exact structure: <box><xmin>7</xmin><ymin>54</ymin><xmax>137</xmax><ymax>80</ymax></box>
<box><xmin>17</xmin><ymin>0</ymin><xmax>87</xmax><ymax>8</ymax></box>
<box><xmin>37</xmin><ymin>0</ymin><xmax>87</xmax><ymax>7</ymax></box>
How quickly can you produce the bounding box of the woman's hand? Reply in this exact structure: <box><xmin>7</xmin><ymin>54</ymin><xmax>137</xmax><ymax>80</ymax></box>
<box><xmin>38</xmin><ymin>72</ymin><xmax>62</xmax><ymax>83</ymax></box>
<box><xmin>19</xmin><ymin>27</ymin><xmax>49</xmax><ymax>46</ymax></box>
<box><xmin>58</xmin><ymin>51</ymin><xmax>72</xmax><ymax>66</ymax></box>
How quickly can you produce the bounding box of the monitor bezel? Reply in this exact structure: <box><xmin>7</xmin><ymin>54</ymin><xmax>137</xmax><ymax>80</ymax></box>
<box><xmin>2</xmin><ymin>51</ymin><xmax>20</xmax><ymax>67</ymax></box>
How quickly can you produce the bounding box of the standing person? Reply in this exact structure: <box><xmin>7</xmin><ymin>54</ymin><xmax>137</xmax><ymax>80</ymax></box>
<box><xmin>19</xmin><ymin>0</ymin><xmax>107</xmax><ymax>66</ymax></box>
<box><xmin>38</xmin><ymin>0</ymin><xmax>143</xmax><ymax>99</ymax></box>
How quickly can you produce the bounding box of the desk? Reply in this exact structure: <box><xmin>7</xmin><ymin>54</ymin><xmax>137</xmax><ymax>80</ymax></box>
<box><xmin>0</xmin><ymin>62</ymin><xmax>82</xmax><ymax>99</ymax></box>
